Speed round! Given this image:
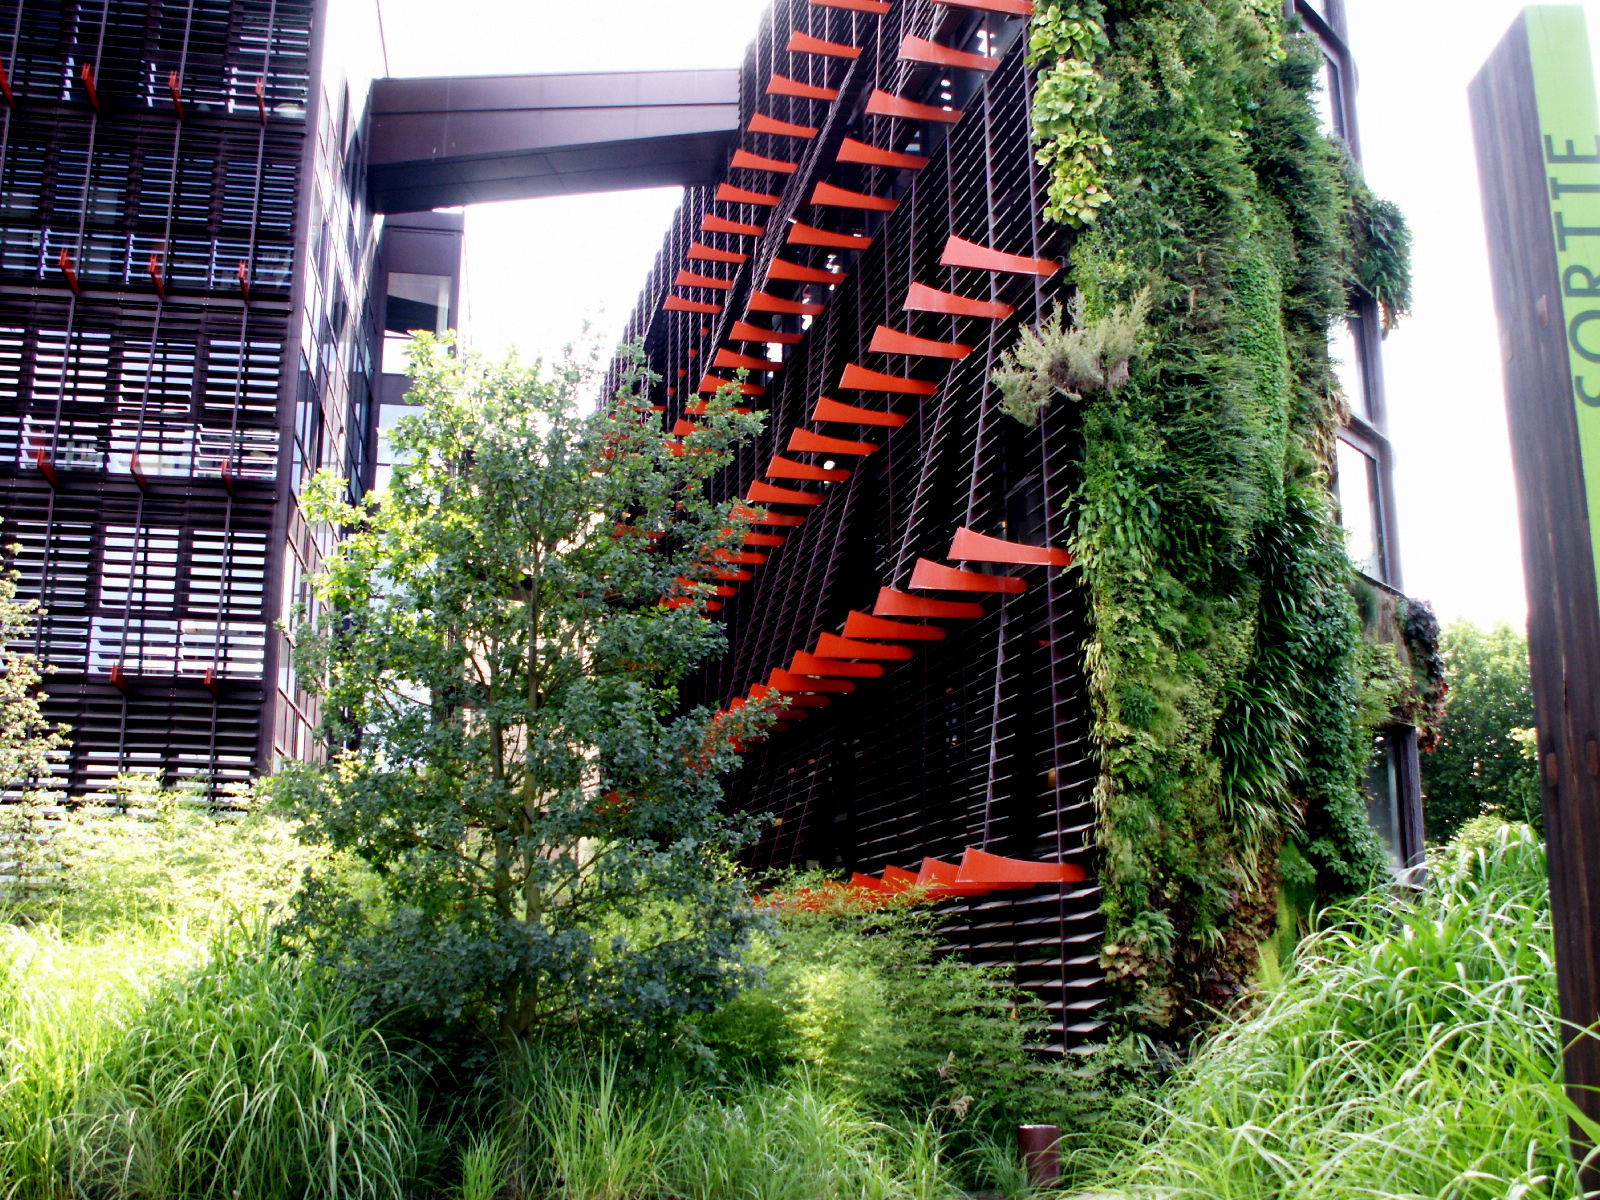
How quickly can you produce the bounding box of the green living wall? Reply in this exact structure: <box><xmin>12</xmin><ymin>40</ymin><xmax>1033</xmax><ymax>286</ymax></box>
<box><xmin>999</xmin><ymin>0</ymin><xmax>1414</xmax><ymax>1033</ymax></box>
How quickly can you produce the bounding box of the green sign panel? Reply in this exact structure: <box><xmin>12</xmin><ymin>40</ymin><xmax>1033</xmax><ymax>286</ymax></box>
<box><xmin>1530</xmin><ymin>6</ymin><xmax>1600</xmax><ymax>595</ymax></box>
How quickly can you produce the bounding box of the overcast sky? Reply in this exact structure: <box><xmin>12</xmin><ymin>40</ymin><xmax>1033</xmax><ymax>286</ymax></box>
<box><xmin>373</xmin><ymin>0</ymin><xmax>1600</xmax><ymax>632</ymax></box>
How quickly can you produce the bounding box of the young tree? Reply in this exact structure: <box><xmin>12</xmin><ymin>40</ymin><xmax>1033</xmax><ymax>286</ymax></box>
<box><xmin>0</xmin><ymin>550</ymin><xmax>70</xmax><ymax>902</ymax></box>
<box><xmin>274</xmin><ymin>339</ymin><xmax>770</xmax><ymax>1043</ymax></box>
<box><xmin>0</xmin><ymin>553</ymin><xmax>67</xmax><ymax>795</ymax></box>
<box><xmin>1421</xmin><ymin>621</ymin><xmax>1540</xmax><ymax>841</ymax></box>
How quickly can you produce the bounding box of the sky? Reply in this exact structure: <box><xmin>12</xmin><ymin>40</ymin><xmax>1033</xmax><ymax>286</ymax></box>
<box><xmin>372</xmin><ymin>0</ymin><xmax>1600</xmax><ymax>631</ymax></box>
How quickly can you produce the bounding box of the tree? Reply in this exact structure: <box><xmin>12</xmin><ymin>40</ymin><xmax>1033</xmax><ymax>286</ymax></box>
<box><xmin>0</xmin><ymin>551</ymin><xmax>67</xmax><ymax>797</ymax></box>
<box><xmin>273</xmin><ymin>339</ymin><xmax>770</xmax><ymax>1044</ymax></box>
<box><xmin>1421</xmin><ymin>621</ymin><xmax>1540</xmax><ymax>841</ymax></box>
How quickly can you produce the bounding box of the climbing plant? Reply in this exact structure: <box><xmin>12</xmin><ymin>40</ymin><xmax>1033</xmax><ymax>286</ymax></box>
<box><xmin>1009</xmin><ymin>0</ymin><xmax>1412</xmax><ymax>1033</ymax></box>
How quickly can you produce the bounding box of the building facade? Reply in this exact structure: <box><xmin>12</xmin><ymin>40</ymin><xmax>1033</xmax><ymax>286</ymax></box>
<box><xmin>613</xmin><ymin>0</ymin><xmax>1418</xmax><ymax>1043</ymax></box>
<box><xmin>0</xmin><ymin>0</ymin><xmax>461</xmax><ymax>798</ymax></box>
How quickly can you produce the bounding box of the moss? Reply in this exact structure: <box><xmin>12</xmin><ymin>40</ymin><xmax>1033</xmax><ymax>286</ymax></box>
<box><xmin>1011</xmin><ymin>0</ymin><xmax>1410</xmax><ymax>1037</ymax></box>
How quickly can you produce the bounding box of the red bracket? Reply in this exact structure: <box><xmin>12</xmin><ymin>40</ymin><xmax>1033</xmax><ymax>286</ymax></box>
<box><xmin>910</xmin><ymin>557</ymin><xmax>1026</xmax><ymax>594</ymax></box>
<box><xmin>809</xmin><ymin>0</ymin><xmax>891</xmax><ymax>12</ymax></box>
<box><xmin>874</xmin><ymin>586</ymin><xmax>983</xmax><ymax>619</ymax></box>
<box><xmin>236</xmin><ymin>258</ymin><xmax>252</xmax><ymax>303</ymax></box>
<box><xmin>110</xmin><ymin>663</ymin><xmax>129</xmax><ymax>692</ymax></box>
<box><xmin>675</xmin><ymin>268</ymin><xmax>733</xmax><ymax>290</ymax></box>
<box><xmin>716</xmin><ymin>182</ymin><xmax>783</xmax><ymax>207</ymax></box>
<box><xmin>730</xmin><ymin>149</ymin><xmax>799</xmax><ymax>175</ymax></box>
<box><xmin>698</xmin><ymin>373</ymin><xmax>765</xmax><ymax>396</ymax></box>
<box><xmin>837</xmin><ymin>137</ymin><xmax>928</xmax><ymax>170</ymax></box>
<box><xmin>767</xmin><ymin>454</ymin><xmax>850</xmax><ymax>482</ymax></box>
<box><xmin>787</xmin><ymin>221</ymin><xmax>873</xmax><ymax>251</ymax></box>
<box><xmin>32</xmin><ymin>447</ymin><xmax>57</xmax><ymax>486</ymax></box>
<box><xmin>811</xmin><ymin>396</ymin><xmax>907</xmax><ymax>428</ymax></box>
<box><xmin>0</xmin><ymin>60</ymin><xmax>14</xmax><ymax>106</ymax></box>
<box><xmin>767</xmin><ymin>258</ymin><xmax>843</xmax><ymax>284</ymax></box>
<box><xmin>749</xmin><ymin>290</ymin><xmax>824</xmax><ymax>316</ymax></box>
<box><xmin>129</xmin><ymin>450</ymin><xmax>147</xmax><ymax>490</ymax></box>
<box><xmin>748</xmin><ymin>112</ymin><xmax>818</xmax><ymax>138</ymax></box>
<box><xmin>167</xmin><ymin>70</ymin><xmax>185</xmax><ymax>119</ymax></box>
<box><xmin>690</xmin><ymin>242</ymin><xmax>749</xmax><ymax>264</ymax></box>
<box><xmin>147</xmin><ymin>252</ymin><xmax>166</xmax><ymax>299</ymax></box>
<box><xmin>770</xmin><ymin>669</ymin><xmax>858</xmax><ymax>694</ymax></box>
<box><xmin>57</xmin><ymin>249</ymin><xmax>80</xmax><ymax>295</ymax></box>
<box><xmin>865</xmin><ymin>88</ymin><xmax>963</xmax><ymax>124</ymax></box>
<box><xmin>254</xmin><ymin>76</ymin><xmax>268</xmax><ymax>123</ymax></box>
<box><xmin>815</xmin><ymin>631</ymin><xmax>912</xmax><ymax>660</ymax></box>
<box><xmin>948</xmin><ymin>525</ymin><xmax>1073</xmax><ymax>567</ymax></box>
<box><xmin>730</xmin><ymin>320</ymin><xmax>804</xmax><ymax>345</ymax></box>
<box><xmin>787</xmin><ymin>31</ymin><xmax>862</xmax><ymax>59</ymax></box>
<box><xmin>810</xmin><ymin>181</ymin><xmax>897</xmax><ymax>212</ymax></box>
<box><xmin>787</xmin><ymin>427</ymin><xmax>878</xmax><ymax>456</ymax></box>
<box><xmin>664</xmin><ymin>295</ymin><xmax>723</xmax><ymax>314</ymax></box>
<box><xmin>78</xmin><ymin>62</ymin><xmax>99</xmax><ymax>112</ymax></box>
<box><xmin>932</xmin><ymin>0</ymin><xmax>1034</xmax><ymax>13</ymax></box>
<box><xmin>903</xmin><ymin>281</ymin><xmax>1013</xmax><ymax>319</ymax></box>
<box><xmin>713</xmin><ymin>348</ymin><xmax>776</xmax><ymax>371</ymax></box>
<box><xmin>843</xmin><ymin>610</ymin><xmax>947</xmax><ymax>641</ymax></box>
<box><xmin>203</xmin><ymin>667</ymin><xmax>221</xmax><ymax>695</ymax></box>
<box><xmin>940</xmin><ymin>234</ymin><xmax>1060</xmax><ymax>277</ymax></box>
<box><xmin>869</xmin><ymin>325</ymin><xmax>973</xmax><ymax>359</ymax></box>
<box><xmin>702</xmin><ymin>214</ymin><xmax>766</xmax><ymax>236</ymax></box>
<box><xmin>749</xmin><ymin>480</ymin><xmax>825</xmax><ymax>506</ymax></box>
<box><xmin>790</xmin><ymin>650</ymin><xmax>884</xmax><ymax>678</ymax></box>
<box><xmin>898</xmin><ymin>34</ymin><xmax>1000</xmax><ymax>72</ymax></box>
<box><xmin>767</xmin><ymin>73</ymin><xmax>839</xmax><ymax>101</ymax></box>
<box><xmin>220</xmin><ymin>457</ymin><xmax>237</xmax><ymax>495</ymax></box>
<box><xmin>839</xmin><ymin>362</ymin><xmax>937</xmax><ymax>395</ymax></box>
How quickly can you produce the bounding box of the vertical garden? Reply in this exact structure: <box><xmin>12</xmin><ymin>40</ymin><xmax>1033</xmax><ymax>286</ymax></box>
<box><xmin>1000</xmin><ymin>0</ymin><xmax>1413</xmax><ymax>1033</ymax></box>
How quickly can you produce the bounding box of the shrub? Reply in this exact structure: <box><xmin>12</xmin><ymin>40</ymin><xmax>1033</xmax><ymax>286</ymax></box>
<box><xmin>695</xmin><ymin>892</ymin><xmax>1081</xmax><ymax>1135</ymax></box>
<box><xmin>33</xmin><ymin>776</ymin><xmax>337</xmax><ymax>936</ymax></box>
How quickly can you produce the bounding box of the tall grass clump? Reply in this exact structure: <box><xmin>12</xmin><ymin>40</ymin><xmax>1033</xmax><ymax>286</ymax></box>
<box><xmin>1067</xmin><ymin>822</ymin><xmax>1596</xmax><ymax>1199</ymax></box>
<box><xmin>0</xmin><ymin>919</ymin><xmax>421</xmax><ymax>1200</ymax></box>
<box><xmin>0</xmin><ymin>922</ymin><xmax>167</xmax><ymax>1199</ymax></box>
<box><xmin>494</xmin><ymin>1046</ymin><xmax>963</xmax><ymax>1200</ymax></box>
<box><xmin>67</xmin><ymin>922</ymin><xmax>420</xmax><ymax>1200</ymax></box>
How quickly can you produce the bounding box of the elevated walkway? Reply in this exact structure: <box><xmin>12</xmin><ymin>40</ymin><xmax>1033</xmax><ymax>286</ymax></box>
<box><xmin>367</xmin><ymin>69</ymin><xmax>740</xmax><ymax>212</ymax></box>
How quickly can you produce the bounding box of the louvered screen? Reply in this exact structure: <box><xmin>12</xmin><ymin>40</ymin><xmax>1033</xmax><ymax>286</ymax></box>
<box><xmin>0</xmin><ymin>0</ymin><xmax>313</xmax><ymax>802</ymax></box>
<box><xmin>612</xmin><ymin>0</ymin><xmax>1107</xmax><ymax>1051</ymax></box>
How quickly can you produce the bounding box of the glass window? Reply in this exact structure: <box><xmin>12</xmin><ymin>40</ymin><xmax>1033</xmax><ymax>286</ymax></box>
<box><xmin>1314</xmin><ymin>52</ymin><xmax>1345</xmax><ymax>139</ymax></box>
<box><xmin>385</xmin><ymin>271</ymin><xmax>451</xmax><ymax>338</ymax></box>
<box><xmin>1329</xmin><ymin>316</ymin><xmax>1368</xmax><ymax>418</ymax></box>
<box><xmin>1364</xmin><ymin>732</ymin><xmax>1405</xmax><ymax>871</ymax></box>
<box><xmin>1334</xmin><ymin>438</ymin><xmax>1383</xmax><ymax>579</ymax></box>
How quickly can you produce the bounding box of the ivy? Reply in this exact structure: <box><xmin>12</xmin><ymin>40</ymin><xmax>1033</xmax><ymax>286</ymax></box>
<box><xmin>1008</xmin><ymin>1</ymin><xmax>1411</xmax><ymax>1035</ymax></box>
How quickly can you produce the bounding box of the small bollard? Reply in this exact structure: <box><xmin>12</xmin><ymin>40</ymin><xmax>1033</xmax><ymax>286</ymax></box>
<box><xmin>1017</xmin><ymin>1123</ymin><xmax>1061</xmax><ymax>1188</ymax></box>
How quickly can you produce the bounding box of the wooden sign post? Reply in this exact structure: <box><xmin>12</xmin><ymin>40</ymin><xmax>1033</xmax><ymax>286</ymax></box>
<box><xmin>1471</xmin><ymin>6</ymin><xmax>1600</xmax><ymax>1184</ymax></box>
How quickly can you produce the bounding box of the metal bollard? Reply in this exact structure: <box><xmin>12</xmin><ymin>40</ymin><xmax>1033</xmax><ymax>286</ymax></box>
<box><xmin>1017</xmin><ymin>1123</ymin><xmax>1061</xmax><ymax>1188</ymax></box>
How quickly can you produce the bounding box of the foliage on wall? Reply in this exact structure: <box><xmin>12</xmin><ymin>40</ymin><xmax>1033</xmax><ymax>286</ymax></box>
<box><xmin>1012</xmin><ymin>0</ymin><xmax>1412</xmax><ymax>1032</ymax></box>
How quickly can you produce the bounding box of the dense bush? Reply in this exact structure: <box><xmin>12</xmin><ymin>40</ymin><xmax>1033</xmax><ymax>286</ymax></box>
<box><xmin>1063</xmin><ymin>822</ymin><xmax>1593</xmax><ymax>1198</ymax></box>
<box><xmin>694</xmin><ymin>892</ymin><xmax>1080</xmax><ymax>1133</ymax></box>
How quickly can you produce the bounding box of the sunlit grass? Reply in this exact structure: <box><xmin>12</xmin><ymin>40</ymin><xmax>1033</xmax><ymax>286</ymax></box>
<box><xmin>0</xmin><ymin>921</ymin><xmax>420</xmax><ymax>1200</ymax></box>
<box><xmin>1063</xmin><ymin>823</ymin><xmax>1595</xmax><ymax>1200</ymax></box>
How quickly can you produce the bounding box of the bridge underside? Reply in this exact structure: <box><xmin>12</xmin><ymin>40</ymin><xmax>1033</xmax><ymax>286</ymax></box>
<box><xmin>367</xmin><ymin>69</ymin><xmax>740</xmax><ymax>212</ymax></box>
